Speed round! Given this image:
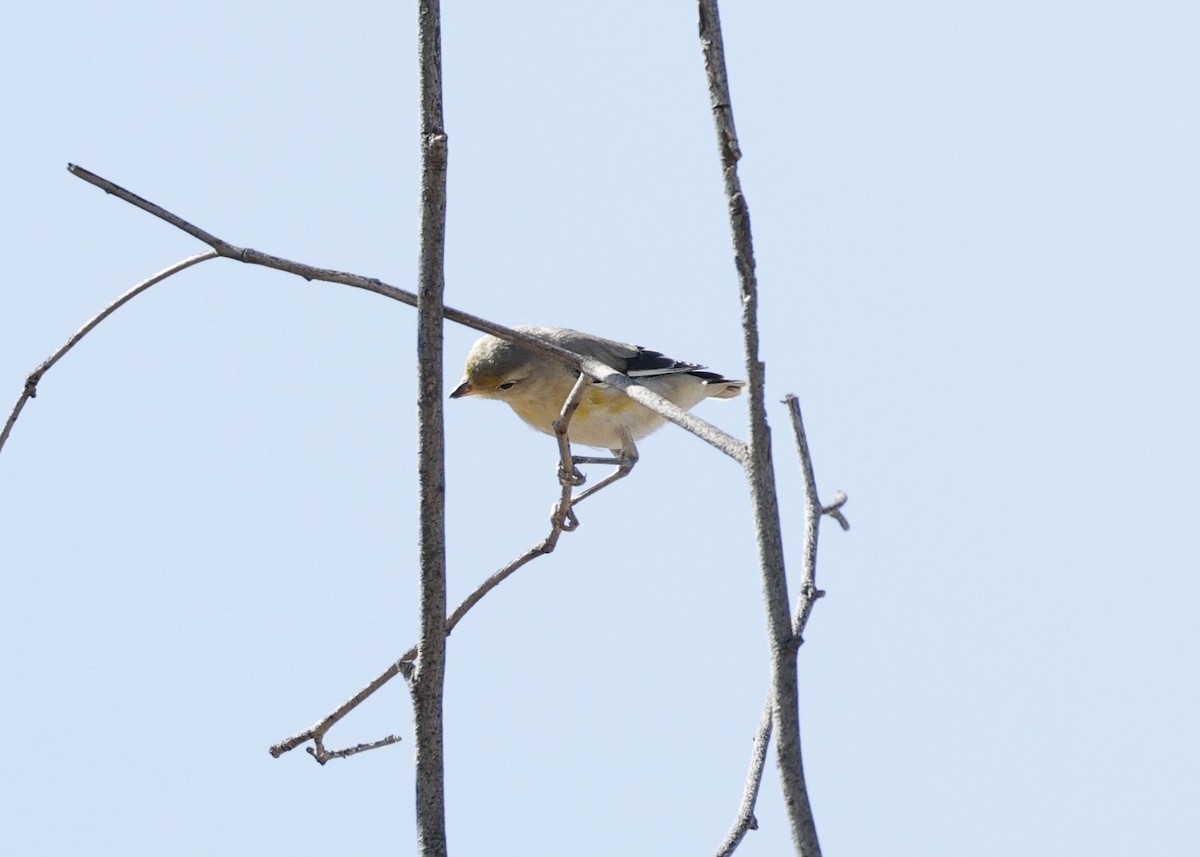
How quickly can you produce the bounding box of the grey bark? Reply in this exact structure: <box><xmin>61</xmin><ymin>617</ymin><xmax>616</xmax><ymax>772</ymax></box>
<box><xmin>697</xmin><ymin>2</ymin><xmax>822</xmax><ymax>854</ymax></box>
<box><xmin>413</xmin><ymin>0</ymin><xmax>449</xmax><ymax>855</ymax></box>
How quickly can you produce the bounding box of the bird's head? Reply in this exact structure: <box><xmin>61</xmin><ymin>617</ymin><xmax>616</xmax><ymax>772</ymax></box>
<box><xmin>450</xmin><ymin>334</ymin><xmax>536</xmax><ymax>401</ymax></box>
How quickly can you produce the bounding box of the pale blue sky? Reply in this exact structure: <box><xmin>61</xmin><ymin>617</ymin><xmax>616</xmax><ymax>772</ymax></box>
<box><xmin>2</xmin><ymin>2</ymin><xmax>1197</xmax><ymax>855</ymax></box>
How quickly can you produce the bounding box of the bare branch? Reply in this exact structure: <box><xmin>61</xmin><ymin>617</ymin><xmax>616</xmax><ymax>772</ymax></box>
<box><xmin>413</xmin><ymin>0</ymin><xmax>450</xmax><ymax>850</ymax></box>
<box><xmin>552</xmin><ymin>372</ymin><xmax>591</xmax><ymax>488</ymax></box>
<box><xmin>0</xmin><ymin>251</ymin><xmax>218</xmax><ymax>456</ymax></box>
<box><xmin>308</xmin><ymin>735</ymin><xmax>404</xmax><ymax>765</ymax></box>
<box><xmin>698</xmin><ymin>2</ymin><xmax>821</xmax><ymax>854</ymax></box>
<box><xmin>66</xmin><ymin>164</ymin><xmax>747</xmax><ymax>464</ymax></box>
<box><xmin>550</xmin><ymin>372</ymin><xmax>591</xmax><ymax>530</ymax></box>
<box><xmin>3</xmin><ymin>165</ymin><xmax>745</xmax><ymax>766</ymax></box>
<box><xmin>784</xmin><ymin>394</ymin><xmax>838</xmax><ymax>638</ymax></box>
<box><xmin>68</xmin><ymin>163</ymin><xmax>419</xmax><ymax>304</ymax></box>
<box><xmin>5</xmin><ymin>170</ymin><xmax>741</xmax><ymax>466</ymax></box>
<box><xmin>713</xmin><ymin>701</ymin><xmax>772</xmax><ymax>857</ymax></box>
<box><xmin>266</xmin><ymin>535</ymin><xmax>568</xmax><ymax>760</ymax></box>
<box><xmin>822</xmin><ymin>491</ymin><xmax>850</xmax><ymax>532</ymax></box>
<box><xmin>436</xmin><ymin>371</ymin><xmax>596</xmax><ymax>641</ymax></box>
<box><xmin>717</xmin><ymin>397</ymin><xmax>843</xmax><ymax>856</ymax></box>
<box><xmin>269</xmin><ymin>375</ymin><xmax>594</xmax><ymax>761</ymax></box>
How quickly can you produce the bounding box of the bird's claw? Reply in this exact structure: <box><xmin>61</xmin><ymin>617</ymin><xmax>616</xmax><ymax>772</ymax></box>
<box><xmin>551</xmin><ymin>504</ymin><xmax>579</xmax><ymax>532</ymax></box>
<box><xmin>558</xmin><ymin>464</ymin><xmax>586</xmax><ymax>488</ymax></box>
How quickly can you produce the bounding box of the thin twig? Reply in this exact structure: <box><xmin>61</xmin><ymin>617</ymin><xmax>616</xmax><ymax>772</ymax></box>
<box><xmin>714</xmin><ymin>701</ymin><xmax>772</xmax><ymax>857</ymax></box>
<box><xmin>0</xmin><ymin>251</ymin><xmax>217</xmax><ymax>456</ymax></box>
<box><xmin>6</xmin><ymin>170</ymin><xmax>745</xmax><ymax>464</ymax></box>
<box><xmin>270</xmin><ymin>538</ymin><xmax>567</xmax><ymax>761</ymax></box>
<box><xmin>822</xmin><ymin>491</ymin><xmax>850</xmax><ymax>532</ymax></box>
<box><xmin>269</xmin><ymin>375</ymin><xmax>592</xmax><ymax>761</ymax></box>
<box><xmin>65</xmin><ymin>164</ymin><xmax>747</xmax><ymax>464</ymax></box>
<box><xmin>553</xmin><ymin>369</ymin><xmax>639</xmax><ymax>508</ymax></box>
<box><xmin>271</xmin><ymin>656</ymin><xmax>412</xmax><ymax>760</ymax></box>
<box><xmin>309</xmin><ymin>735</ymin><xmax>404</xmax><ymax>764</ymax></box>
<box><xmin>784</xmin><ymin>394</ymin><xmax>843</xmax><ymax>637</ymax></box>
<box><xmin>698</xmin><ymin>1</ymin><xmax>821</xmax><ymax>854</ymax></box>
<box><xmin>550</xmin><ymin>372</ymin><xmax>592</xmax><ymax>531</ymax></box>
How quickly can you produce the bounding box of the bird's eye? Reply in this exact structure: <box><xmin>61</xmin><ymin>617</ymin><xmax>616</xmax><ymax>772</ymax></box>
<box><xmin>498</xmin><ymin>381</ymin><xmax>517</xmax><ymax>390</ymax></box>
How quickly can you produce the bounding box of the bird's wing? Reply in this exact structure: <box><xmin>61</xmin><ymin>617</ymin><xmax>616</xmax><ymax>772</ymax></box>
<box><xmin>622</xmin><ymin>348</ymin><xmax>707</xmax><ymax>378</ymax></box>
<box><xmin>525</xmin><ymin>326</ymin><xmax>706</xmax><ymax>378</ymax></box>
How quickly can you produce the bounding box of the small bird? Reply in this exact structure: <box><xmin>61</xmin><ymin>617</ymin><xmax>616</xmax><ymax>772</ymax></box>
<box><xmin>451</xmin><ymin>325</ymin><xmax>744</xmax><ymax>503</ymax></box>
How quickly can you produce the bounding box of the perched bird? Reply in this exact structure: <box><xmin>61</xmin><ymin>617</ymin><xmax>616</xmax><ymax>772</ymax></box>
<box><xmin>451</xmin><ymin>325</ymin><xmax>744</xmax><ymax>503</ymax></box>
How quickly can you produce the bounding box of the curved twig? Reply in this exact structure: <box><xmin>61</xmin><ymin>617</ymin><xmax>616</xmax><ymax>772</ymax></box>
<box><xmin>0</xmin><ymin>251</ymin><xmax>218</xmax><ymax>455</ymax></box>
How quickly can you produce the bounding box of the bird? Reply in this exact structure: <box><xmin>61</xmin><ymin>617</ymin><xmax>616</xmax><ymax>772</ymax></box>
<box><xmin>450</xmin><ymin>325</ymin><xmax>744</xmax><ymax>503</ymax></box>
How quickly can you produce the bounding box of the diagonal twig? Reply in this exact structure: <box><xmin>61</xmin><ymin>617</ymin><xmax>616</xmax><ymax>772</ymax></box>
<box><xmin>270</xmin><ymin>374</ymin><xmax>594</xmax><ymax>762</ymax></box>
<box><xmin>0</xmin><ymin>251</ymin><xmax>218</xmax><ymax>456</ymax></box>
<box><xmin>6</xmin><ymin>168</ymin><xmax>745</xmax><ymax>465</ymax></box>
<box><xmin>63</xmin><ymin>164</ymin><xmax>748</xmax><ymax>465</ymax></box>
<box><xmin>715</xmin><ymin>701</ymin><xmax>772</xmax><ymax>857</ymax></box>
<box><xmin>276</xmin><ymin>530</ymin><xmax>573</xmax><ymax>763</ymax></box>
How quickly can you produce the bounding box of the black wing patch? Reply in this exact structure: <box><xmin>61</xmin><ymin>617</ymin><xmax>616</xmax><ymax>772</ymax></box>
<box><xmin>624</xmin><ymin>347</ymin><xmax>706</xmax><ymax>378</ymax></box>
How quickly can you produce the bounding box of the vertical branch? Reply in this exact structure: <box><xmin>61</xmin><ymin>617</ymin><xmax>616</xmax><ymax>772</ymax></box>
<box><xmin>697</xmin><ymin>2</ymin><xmax>822</xmax><ymax>855</ymax></box>
<box><xmin>785</xmin><ymin>395</ymin><xmax>830</xmax><ymax>635</ymax></box>
<box><xmin>414</xmin><ymin>0</ymin><xmax>449</xmax><ymax>855</ymax></box>
<box><xmin>715</xmin><ymin>399</ymin><xmax>838</xmax><ymax>857</ymax></box>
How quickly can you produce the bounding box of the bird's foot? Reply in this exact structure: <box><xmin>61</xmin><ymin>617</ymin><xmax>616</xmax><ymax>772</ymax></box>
<box><xmin>558</xmin><ymin>463</ymin><xmax>586</xmax><ymax>488</ymax></box>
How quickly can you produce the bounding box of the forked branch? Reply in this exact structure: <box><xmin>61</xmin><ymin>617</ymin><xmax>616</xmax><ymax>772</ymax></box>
<box><xmin>714</xmin><ymin>396</ymin><xmax>847</xmax><ymax>857</ymax></box>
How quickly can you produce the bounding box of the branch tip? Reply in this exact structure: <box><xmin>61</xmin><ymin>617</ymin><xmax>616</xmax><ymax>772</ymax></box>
<box><xmin>823</xmin><ymin>490</ymin><xmax>848</xmax><ymax>511</ymax></box>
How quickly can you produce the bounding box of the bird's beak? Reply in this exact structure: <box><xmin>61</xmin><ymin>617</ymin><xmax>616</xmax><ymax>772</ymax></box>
<box><xmin>449</xmin><ymin>380</ymin><xmax>474</xmax><ymax>399</ymax></box>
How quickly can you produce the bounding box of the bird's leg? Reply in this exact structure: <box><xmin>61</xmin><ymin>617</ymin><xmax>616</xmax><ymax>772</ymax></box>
<box><xmin>548</xmin><ymin>376</ymin><xmax>635</xmax><ymax>506</ymax></box>
<box><xmin>570</xmin><ymin>436</ymin><xmax>638</xmax><ymax>506</ymax></box>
